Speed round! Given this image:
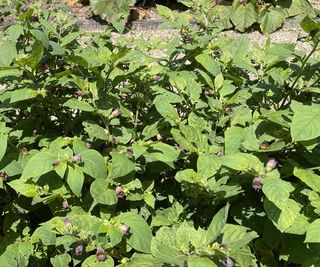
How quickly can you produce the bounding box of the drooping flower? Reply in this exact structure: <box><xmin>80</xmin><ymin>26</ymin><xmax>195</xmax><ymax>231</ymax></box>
<box><xmin>96</xmin><ymin>247</ymin><xmax>106</xmax><ymax>261</ymax></box>
<box><xmin>72</xmin><ymin>154</ymin><xmax>82</xmax><ymax>164</ymax></box>
<box><xmin>252</xmin><ymin>176</ymin><xmax>263</xmax><ymax>191</ymax></box>
<box><xmin>0</xmin><ymin>171</ymin><xmax>9</xmax><ymax>181</ymax></box>
<box><xmin>119</xmin><ymin>224</ymin><xmax>130</xmax><ymax>235</ymax></box>
<box><xmin>112</xmin><ymin>108</ymin><xmax>121</xmax><ymax>117</ymax></box>
<box><xmin>222</xmin><ymin>256</ymin><xmax>234</xmax><ymax>267</ymax></box>
<box><xmin>266</xmin><ymin>158</ymin><xmax>277</xmax><ymax>172</ymax></box>
<box><xmin>75</xmin><ymin>243</ymin><xmax>84</xmax><ymax>256</ymax></box>
<box><xmin>115</xmin><ymin>186</ymin><xmax>125</xmax><ymax>199</ymax></box>
<box><xmin>62</xmin><ymin>199</ymin><xmax>69</xmax><ymax>209</ymax></box>
<box><xmin>52</xmin><ymin>159</ymin><xmax>60</xmax><ymax>167</ymax></box>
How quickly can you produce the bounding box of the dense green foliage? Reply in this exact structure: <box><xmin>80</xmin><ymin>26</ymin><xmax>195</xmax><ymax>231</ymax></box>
<box><xmin>0</xmin><ymin>3</ymin><xmax>320</xmax><ymax>267</ymax></box>
<box><xmin>89</xmin><ymin>0</ymin><xmax>317</xmax><ymax>34</ymax></box>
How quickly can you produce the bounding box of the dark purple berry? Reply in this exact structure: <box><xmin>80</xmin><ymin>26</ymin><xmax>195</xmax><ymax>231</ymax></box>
<box><xmin>252</xmin><ymin>176</ymin><xmax>263</xmax><ymax>191</ymax></box>
<box><xmin>119</xmin><ymin>224</ymin><xmax>130</xmax><ymax>235</ymax></box>
<box><xmin>75</xmin><ymin>243</ymin><xmax>84</xmax><ymax>256</ymax></box>
<box><xmin>96</xmin><ymin>247</ymin><xmax>106</xmax><ymax>261</ymax></box>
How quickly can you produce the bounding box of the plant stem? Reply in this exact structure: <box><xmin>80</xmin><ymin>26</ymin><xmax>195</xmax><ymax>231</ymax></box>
<box><xmin>279</xmin><ymin>38</ymin><xmax>319</xmax><ymax>109</ymax></box>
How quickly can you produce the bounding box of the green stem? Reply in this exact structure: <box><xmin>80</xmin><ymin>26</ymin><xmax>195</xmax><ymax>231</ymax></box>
<box><xmin>279</xmin><ymin>38</ymin><xmax>319</xmax><ymax>109</ymax></box>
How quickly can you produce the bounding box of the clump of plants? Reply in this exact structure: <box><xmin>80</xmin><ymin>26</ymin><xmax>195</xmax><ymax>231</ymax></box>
<box><xmin>0</xmin><ymin>3</ymin><xmax>320</xmax><ymax>267</ymax></box>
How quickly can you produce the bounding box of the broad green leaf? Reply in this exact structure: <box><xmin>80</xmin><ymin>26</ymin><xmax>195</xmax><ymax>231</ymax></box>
<box><xmin>60</xmin><ymin>32</ymin><xmax>81</xmax><ymax>47</ymax></box>
<box><xmin>258</xmin><ymin>7</ymin><xmax>286</xmax><ymax>34</ymax></box>
<box><xmin>291</xmin><ymin>102</ymin><xmax>320</xmax><ymax>141</ymax></box>
<box><xmin>222</xmin><ymin>224</ymin><xmax>258</xmax><ymax>249</ymax></box>
<box><xmin>224</xmin><ymin>126</ymin><xmax>244</xmax><ymax>155</ymax></box>
<box><xmin>264</xmin><ymin>198</ymin><xmax>301</xmax><ymax>232</ymax></box>
<box><xmin>154</xmin><ymin>96</ymin><xmax>180</xmax><ymax>125</ymax></box>
<box><xmin>0</xmin><ymin>134</ymin><xmax>7</xmax><ymax>162</ymax></box>
<box><xmin>22</xmin><ymin>150</ymin><xmax>56</xmax><ymax>178</ymax></box>
<box><xmin>7</xmin><ymin>24</ymin><xmax>24</xmax><ymax>41</ymax></box>
<box><xmin>32</xmin><ymin>226</ymin><xmax>56</xmax><ymax>245</ymax></box>
<box><xmin>0</xmin><ymin>242</ymin><xmax>33</xmax><ymax>267</ymax></box>
<box><xmin>300</xmin><ymin>16</ymin><xmax>320</xmax><ymax>34</ymax></box>
<box><xmin>206</xmin><ymin>204</ymin><xmax>229</xmax><ymax>244</ymax></box>
<box><xmin>195</xmin><ymin>53</ymin><xmax>220</xmax><ymax>76</ymax></box>
<box><xmin>187</xmin><ymin>256</ymin><xmax>217</xmax><ymax>267</ymax></box>
<box><xmin>222</xmin><ymin>153</ymin><xmax>264</xmax><ymax>175</ymax></box>
<box><xmin>305</xmin><ymin>219</ymin><xmax>320</xmax><ymax>243</ymax></box>
<box><xmin>50</xmin><ymin>253</ymin><xmax>71</xmax><ymax>267</ymax></box>
<box><xmin>83</xmin><ymin>121</ymin><xmax>109</xmax><ymax>140</ymax></box>
<box><xmin>110</xmin><ymin>152</ymin><xmax>135</xmax><ymax>179</ymax></box>
<box><xmin>10</xmin><ymin>88</ymin><xmax>39</xmax><ymax>103</ymax></box>
<box><xmin>81</xmin><ymin>149</ymin><xmax>107</xmax><ymax>179</ymax></box>
<box><xmin>0</xmin><ymin>41</ymin><xmax>17</xmax><ymax>66</ymax></box>
<box><xmin>67</xmin><ymin>165</ymin><xmax>84</xmax><ymax>197</ymax></box>
<box><xmin>82</xmin><ymin>255</ymin><xmax>114</xmax><ymax>267</ymax></box>
<box><xmin>262</xmin><ymin>177</ymin><xmax>295</xmax><ymax>208</ymax></box>
<box><xmin>294</xmin><ymin>168</ymin><xmax>320</xmax><ymax>193</ymax></box>
<box><xmin>125</xmin><ymin>254</ymin><xmax>162</xmax><ymax>267</ymax></box>
<box><xmin>8</xmin><ymin>179</ymin><xmax>38</xmax><ymax>197</ymax></box>
<box><xmin>147</xmin><ymin>143</ymin><xmax>180</xmax><ymax>162</ymax></box>
<box><xmin>119</xmin><ymin>212</ymin><xmax>153</xmax><ymax>253</ymax></box>
<box><xmin>90</xmin><ymin>0</ymin><xmax>132</xmax><ymax>22</ymax></box>
<box><xmin>90</xmin><ymin>179</ymin><xmax>117</xmax><ymax>205</ymax></box>
<box><xmin>30</xmin><ymin>29</ymin><xmax>49</xmax><ymax>49</ymax></box>
<box><xmin>29</xmin><ymin>40</ymin><xmax>44</xmax><ymax>70</ymax></box>
<box><xmin>63</xmin><ymin>99</ymin><xmax>95</xmax><ymax>112</ymax></box>
<box><xmin>197</xmin><ymin>154</ymin><xmax>221</xmax><ymax>179</ymax></box>
<box><xmin>230</xmin><ymin>1</ymin><xmax>257</xmax><ymax>32</ymax></box>
<box><xmin>151</xmin><ymin>227</ymin><xmax>185</xmax><ymax>266</ymax></box>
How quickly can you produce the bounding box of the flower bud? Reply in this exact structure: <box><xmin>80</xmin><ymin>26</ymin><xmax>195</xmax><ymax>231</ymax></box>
<box><xmin>115</xmin><ymin>186</ymin><xmax>125</xmax><ymax>199</ymax></box>
<box><xmin>0</xmin><ymin>171</ymin><xmax>9</xmax><ymax>182</ymax></box>
<box><xmin>219</xmin><ymin>243</ymin><xmax>228</xmax><ymax>251</ymax></box>
<box><xmin>62</xmin><ymin>199</ymin><xmax>69</xmax><ymax>209</ymax></box>
<box><xmin>72</xmin><ymin>154</ymin><xmax>82</xmax><ymax>164</ymax></box>
<box><xmin>64</xmin><ymin>218</ymin><xmax>72</xmax><ymax>228</ymax></box>
<box><xmin>52</xmin><ymin>159</ymin><xmax>60</xmax><ymax>167</ymax></box>
<box><xmin>75</xmin><ymin>243</ymin><xmax>84</xmax><ymax>256</ymax></box>
<box><xmin>266</xmin><ymin>158</ymin><xmax>277</xmax><ymax>172</ymax></box>
<box><xmin>119</xmin><ymin>224</ymin><xmax>130</xmax><ymax>235</ymax></box>
<box><xmin>111</xmin><ymin>108</ymin><xmax>121</xmax><ymax>117</ymax></box>
<box><xmin>222</xmin><ymin>257</ymin><xmax>234</xmax><ymax>267</ymax></box>
<box><xmin>252</xmin><ymin>176</ymin><xmax>263</xmax><ymax>191</ymax></box>
<box><xmin>96</xmin><ymin>247</ymin><xmax>106</xmax><ymax>261</ymax></box>
<box><xmin>74</xmin><ymin>90</ymin><xmax>83</xmax><ymax>99</ymax></box>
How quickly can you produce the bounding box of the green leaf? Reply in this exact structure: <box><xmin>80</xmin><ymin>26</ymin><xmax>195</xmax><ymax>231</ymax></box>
<box><xmin>224</xmin><ymin>126</ymin><xmax>244</xmax><ymax>155</ymax></box>
<box><xmin>264</xmin><ymin>198</ymin><xmax>301</xmax><ymax>232</ymax></box>
<box><xmin>81</xmin><ymin>150</ymin><xmax>107</xmax><ymax>179</ymax></box>
<box><xmin>147</xmin><ymin>143</ymin><xmax>180</xmax><ymax>162</ymax></box>
<box><xmin>154</xmin><ymin>96</ymin><xmax>180</xmax><ymax>125</ymax></box>
<box><xmin>0</xmin><ymin>242</ymin><xmax>33</xmax><ymax>267</ymax></box>
<box><xmin>262</xmin><ymin>177</ymin><xmax>295</xmax><ymax>208</ymax></box>
<box><xmin>230</xmin><ymin>1</ymin><xmax>257</xmax><ymax>32</ymax></box>
<box><xmin>90</xmin><ymin>179</ymin><xmax>117</xmax><ymax>205</ymax></box>
<box><xmin>187</xmin><ymin>256</ymin><xmax>217</xmax><ymax>267</ymax></box>
<box><xmin>291</xmin><ymin>102</ymin><xmax>320</xmax><ymax>141</ymax></box>
<box><xmin>83</xmin><ymin>121</ymin><xmax>109</xmax><ymax>140</ymax></box>
<box><xmin>30</xmin><ymin>29</ymin><xmax>49</xmax><ymax>49</ymax></box>
<box><xmin>305</xmin><ymin>219</ymin><xmax>320</xmax><ymax>243</ymax></box>
<box><xmin>294</xmin><ymin>168</ymin><xmax>320</xmax><ymax>193</ymax></box>
<box><xmin>110</xmin><ymin>152</ymin><xmax>135</xmax><ymax>179</ymax></box>
<box><xmin>60</xmin><ymin>32</ymin><xmax>81</xmax><ymax>47</ymax></box>
<box><xmin>8</xmin><ymin>179</ymin><xmax>38</xmax><ymax>197</ymax></box>
<box><xmin>222</xmin><ymin>224</ymin><xmax>258</xmax><ymax>249</ymax></box>
<box><xmin>90</xmin><ymin>0</ymin><xmax>132</xmax><ymax>22</ymax></box>
<box><xmin>119</xmin><ymin>212</ymin><xmax>153</xmax><ymax>253</ymax></box>
<box><xmin>22</xmin><ymin>150</ymin><xmax>56</xmax><ymax>179</ymax></box>
<box><xmin>206</xmin><ymin>204</ymin><xmax>230</xmax><ymax>244</ymax></box>
<box><xmin>258</xmin><ymin>7</ymin><xmax>286</xmax><ymax>34</ymax></box>
<box><xmin>50</xmin><ymin>253</ymin><xmax>71</xmax><ymax>267</ymax></box>
<box><xmin>195</xmin><ymin>53</ymin><xmax>220</xmax><ymax>76</ymax></box>
<box><xmin>300</xmin><ymin>16</ymin><xmax>320</xmax><ymax>34</ymax></box>
<box><xmin>222</xmin><ymin>153</ymin><xmax>264</xmax><ymax>175</ymax></box>
<box><xmin>82</xmin><ymin>255</ymin><xmax>114</xmax><ymax>267</ymax></box>
<box><xmin>0</xmin><ymin>134</ymin><xmax>7</xmax><ymax>162</ymax></box>
<box><xmin>10</xmin><ymin>88</ymin><xmax>39</xmax><ymax>103</ymax></box>
<box><xmin>63</xmin><ymin>99</ymin><xmax>95</xmax><ymax>112</ymax></box>
<box><xmin>197</xmin><ymin>154</ymin><xmax>221</xmax><ymax>180</ymax></box>
<box><xmin>29</xmin><ymin>40</ymin><xmax>44</xmax><ymax>70</ymax></box>
<box><xmin>67</xmin><ymin>165</ymin><xmax>84</xmax><ymax>197</ymax></box>
<box><xmin>0</xmin><ymin>41</ymin><xmax>17</xmax><ymax>66</ymax></box>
